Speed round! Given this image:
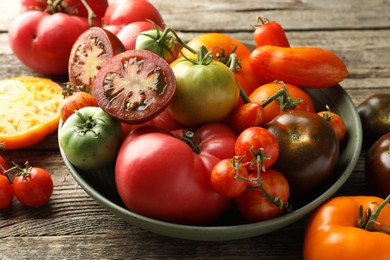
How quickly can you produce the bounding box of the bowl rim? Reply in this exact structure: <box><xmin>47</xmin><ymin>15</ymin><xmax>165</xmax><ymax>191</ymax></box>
<box><xmin>58</xmin><ymin>84</ymin><xmax>362</xmax><ymax>241</ymax></box>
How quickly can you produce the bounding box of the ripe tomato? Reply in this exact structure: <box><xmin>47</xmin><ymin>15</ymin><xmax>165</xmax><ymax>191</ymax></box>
<box><xmin>92</xmin><ymin>49</ymin><xmax>176</xmax><ymax>124</ymax></box>
<box><xmin>13</xmin><ymin>163</ymin><xmax>53</xmax><ymax>207</ymax></box>
<box><xmin>317</xmin><ymin>107</ymin><xmax>346</xmax><ymax>142</ymax></box>
<box><xmin>115</xmin><ymin>21</ymin><xmax>156</xmax><ymax>50</ymax></box>
<box><xmin>59</xmin><ymin>107</ymin><xmax>123</xmax><ymax>171</ymax></box>
<box><xmin>365</xmin><ymin>132</ymin><xmax>390</xmax><ymax>199</ymax></box>
<box><xmin>249</xmin><ymin>81</ymin><xmax>316</xmax><ymax>124</ymax></box>
<box><xmin>236</xmin><ymin>169</ymin><xmax>290</xmax><ymax>222</ymax></box>
<box><xmin>68</xmin><ymin>27</ymin><xmax>125</xmax><ymax>93</ymax></box>
<box><xmin>253</xmin><ymin>17</ymin><xmax>290</xmax><ymax>48</ymax></box>
<box><xmin>235</xmin><ymin>127</ymin><xmax>279</xmax><ymax>171</ymax></box>
<box><xmin>115</xmin><ymin>123</ymin><xmax>236</xmax><ymax>225</ymax></box>
<box><xmin>210</xmin><ymin>157</ymin><xmax>249</xmax><ymax>198</ymax></box>
<box><xmin>179</xmin><ymin>33</ymin><xmax>264</xmax><ymax>96</ymax></box>
<box><xmin>8</xmin><ymin>10</ymin><xmax>90</xmax><ymax>75</ymax></box>
<box><xmin>357</xmin><ymin>93</ymin><xmax>390</xmax><ymax>147</ymax></box>
<box><xmin>0</xmin><ymin>174</ymin><xmax>13</xmax><ymax>209</ymax></box>
<box><xmin>60</xmin><ymin>91</ymin><xmax>98</xmax><ymax>122</ymax></box>
<box><xmin>20</xmin><ymin>0</ymin><xmax>108</xmax><ymax>27</ymax></box>
<box><xmin>228</xmin><ymin>102</ymin><xmax>265</xmax><ymax>134</ymax></box>
<box><xmin>267</xmin><ymin>110</ymin><xmax>339</xmax><ymax>198</ymax></box>
<box><xmin>168</xmin><ymin>55</ymin><xmax>239</xmax><ymax>126</ymax></box>
<box><xmin>103</xmin><ymin>0</ymin><xmax>165</xmax><ymax>29</ymax></box>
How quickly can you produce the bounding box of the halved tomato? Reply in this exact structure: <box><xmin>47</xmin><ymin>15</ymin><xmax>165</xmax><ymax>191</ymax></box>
<box><xmin>68</xmin><ymin>27</ymin><xmax>125</xmax><ymax>93</ymax></box>
<box><xmin>91</xmin><ymin>49</ymin><xmax>176</xmax><ymax>124</ymax></box>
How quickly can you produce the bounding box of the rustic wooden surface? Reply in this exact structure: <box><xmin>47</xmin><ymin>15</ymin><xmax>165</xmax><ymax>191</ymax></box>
<box><xmin>0</xmin><ymin>0</ymin><xmax>389</xmax><ymax>259</ymax></box>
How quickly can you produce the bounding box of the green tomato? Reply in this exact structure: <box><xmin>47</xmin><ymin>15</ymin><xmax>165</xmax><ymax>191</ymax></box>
<box><xmin>168</xmin><ymin>57</ymin><xmax>240</xmax><ymax>126</ymax></box>
<box><xmin>59</xmin><ymin>106</ymin><xmax>123</xmax><ymax>171</ymax></box>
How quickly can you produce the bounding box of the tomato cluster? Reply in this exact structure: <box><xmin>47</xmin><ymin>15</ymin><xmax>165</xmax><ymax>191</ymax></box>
<box><xmin>54</xmin><ymin>4</ymin><xmax>352</xmax><ymax>224</ymax></box>
<box><xmin>0</xmin><ymin>159</ymin><xmax>53</xmax><ymax>209</ymax></box>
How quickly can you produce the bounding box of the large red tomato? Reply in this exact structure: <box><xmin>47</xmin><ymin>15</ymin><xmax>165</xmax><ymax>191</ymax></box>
<box><xmin>8</xmin><ymin>10</ymin><xmax>90</xmax><ymax>75</ymax></box>
<box><xmin>115</xmin><ymin>123</ymin><xmax>237</xmax><ymax>225</ymax></box>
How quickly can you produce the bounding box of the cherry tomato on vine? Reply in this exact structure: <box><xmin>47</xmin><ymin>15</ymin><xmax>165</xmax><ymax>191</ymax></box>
<box><xmin>92</xmin><ymin>49</ymin><xmax>176</xmax><ymax>124</ymax></box>
<box><xmin>317</xmin><ymin>107</ymin><xmax>346</xmax><ymax>142</ymax></box>
<box><xmin>13</xmin><ymin>163</ymin><xmax>53</xmax><ymax>207</ymax></box>
<box><xmin>253</xmin><ymin>17</ymin><xmax>290</xmax><ymax>48</ymax></box>
<box><xmin>210</xmin><ymin>157</ymin><xmax>249</xmax><ymax>198</ymax></box>
<box><xmin>235</xmin><ymin>126</ymin><xmax>279</xmax><ymax>171</ymax></box>
<box><xmin>0</xmin><ymin>175</ymin><xmax>13</xmax><ymax>209</ymax></box>
<box><xmin>236</xmin><ymin>169</ymin><xmax>290</xmax><ymax>223</ymax></box>
<box><xmin>228</xmin><ymin>102</ymin><xmax>265</xmax><ymax>134</ymax></box>
<box><xmin>249</xmin><ymin>81</ymin><xmax>315</xmax><ymax>124</ymax></box>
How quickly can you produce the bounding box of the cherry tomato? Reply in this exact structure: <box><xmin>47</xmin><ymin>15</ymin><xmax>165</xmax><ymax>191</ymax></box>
<box><xmin>249</xmin><ymin>81</ymin><xmax>316</xmax><ymax>124</ymax></box>
<box><xmin>236</xmin><ymin>169</ymin><xmax>290</xmax><ymax>222</ymax></box>
<box><xmin>0</xmin><ymin>174</ymin><xmax>13</xmax><ymax>209</ymax></box>
<box><xmin>91</xmin><ymin>49</ymin><xmax>176</xmax><ymax>124</ymax></box>
<box><xmin>365</xmin><ymin>132</ymin><xmax>390</xmax><ymax>199</ymax></box>
<box><xmin>68</xmin><ymin>27</ymin><xmax>125</xmax><ymax>93</ymax></box>
<box><xmin>8</xmin><ymin>10</ymin><xmax>90</xmax><ymax>75</ymax></box>
<box><xmin>210</xmin><ymin>157</ymin><xmax>249</xmax><ymax>198</ymax></box>
<box><xmin>115</xmin><ymin>123</ymin><xmax>236</xmax><ymax>225</ymax></box>
<box><xmin>103</xmin><ymin>0</ymin><xmax>165</xmax><ymax>29</ymax></box>
<box><xmin>60</xmin><ymin>91</ymin><xmax>98</xmax><ymax>122</ymax></box>
<box><xmin>13</xmin><ymin>163</ymin><xmax>53</xmax><ymax>207</ymax></box>
<box><xmin>253</xmin><ymin>17</ymin><xmax>290</xmax><ymax>48</ymax></box>
<box><xmin>317</xmin><ymin>107</ymin><xmax>346</xmax><ymax>142</ymax></box>
<box><xmin>266</xmin><ymin>110</ymin><xmax>339</xmax><ymax>198</ymax></box>
<box><xmin>357</xmin><ymin>93</ymin><xmax>390</xmax><ymax>147</ymax></box>
<box><xmin>235</xmin><ymin>127</ymin><xmax>279</xmax><ymax>171</ymax></box>
<box><xmin>228</xmin><ymin>102</ymin><xmax>265</xmax><ymax>134</ymax></box>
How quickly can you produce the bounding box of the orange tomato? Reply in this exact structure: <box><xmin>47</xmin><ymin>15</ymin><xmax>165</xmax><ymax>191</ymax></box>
<box><xmin>249</xmin><ymin>81</ymin><xmax>315</xmax><ymax>124</ymax></box>
<box><xmin>0</xmin><ymin>76</ymin><xmax>63</xmax><ymax>150</ymax></box>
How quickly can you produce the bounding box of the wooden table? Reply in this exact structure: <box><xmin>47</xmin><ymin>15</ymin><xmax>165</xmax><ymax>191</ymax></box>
<box><xmin>1</xmin><ymin>0</ymin><xmax>389</xmax><ymax>259</ymax></box>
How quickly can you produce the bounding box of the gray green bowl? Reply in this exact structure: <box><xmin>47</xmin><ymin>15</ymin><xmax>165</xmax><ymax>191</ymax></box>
<box><xmin>59</xmin><ymin>84</ymin><xmax>362</xmax><ymax>241</ymax></box>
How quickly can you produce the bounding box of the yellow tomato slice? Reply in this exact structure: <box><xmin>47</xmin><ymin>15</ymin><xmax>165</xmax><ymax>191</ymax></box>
<box><xmin>0</xmin><ymin>76</ymin><xmax>63</xmax><ymax>150</ymax></box>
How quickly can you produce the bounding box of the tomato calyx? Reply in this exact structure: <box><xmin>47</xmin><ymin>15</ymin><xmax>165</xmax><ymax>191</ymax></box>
<box><xmin>74</xmin><ymin>110</ymin><xmax>100</xmax><ymax>136</ymax></box>
<box><xmin>180</xmin><ymin>130</ymin><xmax>201</xmax><ymax>154</ymax></box>
<box><xmin>357</xmin><ymin>194</ymin><xmax>390</xmax><ymax>234</ymax></box>
<box><xmin>0</xmin><ymin>161</ymin><xmax>34</xmax><ymax>183</ymax></box>
<box><xmin>261</xmin><ymin>81</ymin><xmax>307</xmax><ymax>111</ymax></box>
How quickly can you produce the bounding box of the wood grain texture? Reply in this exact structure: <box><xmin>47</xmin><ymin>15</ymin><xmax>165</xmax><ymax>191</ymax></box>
<box><xmin>0</xmin><ymin>0</ymin><xmax>389</xmax><ymax>259</ymax></box>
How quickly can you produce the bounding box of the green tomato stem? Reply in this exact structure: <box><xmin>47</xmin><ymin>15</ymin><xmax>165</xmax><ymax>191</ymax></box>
<box><xmin>359</xmin><ymin>194</ymin><xmax>390</xmax><ymax>234</ymax></box>
<box><xmin>80</xmin><ymin>0</ymin><xmax>96</xmax><ymax>27</ymax></box>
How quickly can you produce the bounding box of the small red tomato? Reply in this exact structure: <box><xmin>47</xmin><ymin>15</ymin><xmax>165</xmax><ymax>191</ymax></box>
<box><xmin>228</xmin><ymin>102</ymin><xmax>265</xmax><ymax>134</ymax></box>
<box><xmin>13</xmin><ymin>163</ymin><xmax>53</xmax><ymax>207</ymax></box>
<box><xmin>211</xmin><ymin>157</ymin><xmax>249</xmax><ymax>198</ymax></box>
<box><xmin>0</xmin><ymin>175</ymin><xmax>13</xmax><ymax>209</ymax></box>
<box><xmin>235</xmin><ymin>127</ymin><xmax>279</xmax><ymax>171</ymax></box>
<box><xmin>236</xmin><ymin>168</ymin><xmax>290</xmax><ymax>222</ymax></box>
<box><xmin>253</xmin><ymin>17</ymin><xmax>290</xmax><ymax>48</ymax></box>
<box><xmin>60</xmin><ymin>91</ymin><xmax>98</xmax><ymax>122</ymax></box>
<box><xmin>317</xmin><ymin>107</ymin><xmax>346</xmax><ymax>142</ymax></box>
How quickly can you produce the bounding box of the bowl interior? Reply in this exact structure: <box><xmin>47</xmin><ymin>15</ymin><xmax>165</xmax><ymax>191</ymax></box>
<box><xmin>59</xmin><ymin>84</ymin><xmax>362</xmax><ymax>241</ymax></box>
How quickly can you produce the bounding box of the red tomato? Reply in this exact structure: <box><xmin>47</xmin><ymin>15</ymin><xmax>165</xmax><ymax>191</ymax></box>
<box><xmin>115</xmin><ymin>123</ymin><xmax>237</xmax><ymax>225</ymax></box>
<box><xmin>236</xmin><ymin>169</ymin><xmax>290</xmax><ymax>223</ymax></box>
<box><xmin>20</xmin><ymin>0</ymin><xmax>108</xmax><ymax>26</ymax></box>
<box><xmin>116</xmin><ymin>21</ymin><xmax>156</xmax><ymax>50</ymax></box>
<box><xmin>91</xmin><ymin>49</ymin><xmax>177</xmax><ymax>124</ymax></box>
<box><xmin>228</xmin><ymin>102</ymin><xmax>265</xmax><ymax>134</ymax></box>
<box><xmin>249</xmin><ymin>81</ymin><xmax>316</xmax><ymax>124</ymax></box>
<box><xmin>211</xmin><ymin>158</ymin><xmax>249</xmax><ymax>198</ymax></box>
<box><xmin>103</xmin><ymin>0</ymin><xmax>165</xmax><ymax>29</ymax></box>
<box><xmin>8</xmin><ymin>10</ymin><xmax>90</xmax><ymax>75</ymax></box>
<box><xmin>317</xmin><ymin>108</ymin><xmax>346</xmax><ymax>142</ymax></box>
<box><xmin>68</xmin><ymin>27</ymin><xmax>125</xmax><ymax>93</ymax></box>
<box><xmin>13</xmin><ymin>164</ymin><xmax>54</xmax><ymax>207</ymax></box>
<box><xmin>235</xmin><ymin>127</ymin><xmax>279</xmax><ymax>171</ymax></box>
<box><xmin>0</xmin><ymin>174</ymin><xmax>13</xmax><ymax>209</ymax></box>
<box><xmin>253</xmin><ymin>17</ymin><xmax>290</xmax><ymax>48</ymax></box>
<box><xmin>60</xmin><ymin>91</ymin><xmax>98</xmax><ymax>122</ymax></box>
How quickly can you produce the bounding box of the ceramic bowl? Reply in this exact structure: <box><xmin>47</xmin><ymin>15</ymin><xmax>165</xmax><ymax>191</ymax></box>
<box><xmin>59</xmin><ymin>84</ymin><xmax>362</xmax><ymax>241</ymax></box>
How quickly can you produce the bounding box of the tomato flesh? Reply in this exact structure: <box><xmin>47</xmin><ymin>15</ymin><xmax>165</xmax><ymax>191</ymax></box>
<box><xmin>92</xmin><ymin>49</ymin><xmax>176</xmax><ymax>124</ymax></box>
